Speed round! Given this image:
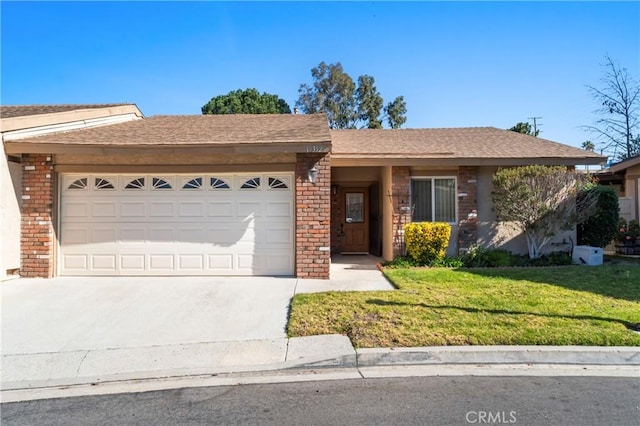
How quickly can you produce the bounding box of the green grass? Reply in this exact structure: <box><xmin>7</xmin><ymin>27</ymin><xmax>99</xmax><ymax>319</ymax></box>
<box><xmin>287</xmin><ymin>265</ymin><xmax>640</xmax><ymax>348</ymax></box>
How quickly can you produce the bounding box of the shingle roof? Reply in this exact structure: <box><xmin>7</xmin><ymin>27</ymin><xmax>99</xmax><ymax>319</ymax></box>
<box><xmin>331</xmin><ymin>127</ymin><xmax>605</xmax><ymax>161</ymax></box>
<box><xmin>9</xmin><ymin>114</ymin><xmax>332</xmax><ymax>146</ymax></box>
<box><xmin>609</xmin><ymin>154</ymin><xmax>640</xmax><ymax>172</ymax></box>
<box><xmin>0</xmin><ymin>104</ymin><xmax>135</xmax><ymax>119</ymax></box>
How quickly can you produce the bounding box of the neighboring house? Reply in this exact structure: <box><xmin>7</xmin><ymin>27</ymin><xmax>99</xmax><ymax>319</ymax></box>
<box><xmin>1</xmin><ymin>105</ymin><xmax>605</xmax><ymax>279</ymax></box>
<box><xmin>598</xmin><ymin>155</ymin><xmax>640</xmax><ymax>222</ymax></box>
<box><xmin>0</xmin><ymin>104</ymin><xmax>143</xmax><ymax>280</ymax></box>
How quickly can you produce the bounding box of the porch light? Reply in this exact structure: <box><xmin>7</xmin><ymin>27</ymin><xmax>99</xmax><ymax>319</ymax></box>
<box><xmin>308</xmin><ymin>164</ymin><xmax>319</xmax><ymax>185</ymax></box>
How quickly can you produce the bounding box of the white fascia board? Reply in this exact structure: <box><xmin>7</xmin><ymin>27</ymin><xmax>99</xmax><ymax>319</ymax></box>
<box><xmin>2</xmin><ymin>113</ymin><xmax>141</xmax><ymax>141</ymax></box>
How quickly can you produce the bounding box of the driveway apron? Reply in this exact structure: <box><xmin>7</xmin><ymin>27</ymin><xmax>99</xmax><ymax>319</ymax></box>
<box><xmin>1</xmin><ymin>276</ymin><xmax>298</xmax><ymax>355</ymax></box>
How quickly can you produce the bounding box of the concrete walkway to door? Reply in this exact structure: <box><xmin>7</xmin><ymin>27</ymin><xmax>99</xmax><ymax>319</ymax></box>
<box><xmin>1</xmin><ymin>255</ymin><xmax>393</xmax><ymax>392</ymax></box>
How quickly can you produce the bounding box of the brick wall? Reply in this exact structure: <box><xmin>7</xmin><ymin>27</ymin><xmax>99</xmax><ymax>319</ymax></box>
<box><xmin>391</xmin><ymin>166</ymin><xmax>411</xmax><ymax>257</ymax></box>
<box><xmin>295</xmin><ymin>153</ymin><xmax>331</xmax><ymax>279</ymax></box>
<box><xmin>457</xmin><ymin>166</ymin><xmax>478</xmax><ymax>253</ymax></box>
<box><xmin>21</xmin><ymin>154</ymin><xmax>55</xmax><ymax>278</ymax></box>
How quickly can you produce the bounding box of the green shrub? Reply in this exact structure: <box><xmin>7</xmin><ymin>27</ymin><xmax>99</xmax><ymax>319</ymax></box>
<box><xmin>431</xmin><ymin>256</ymin><xmax>465</xmax><ymax>268</ymax></box>
<box><xmin>462</xmin><ymin>247</ymin><xmax>572</xmax><ymax>268</ymax></box>
<box><xmin>381</xmin><ymin>256</ymin><xmax>420</xmax><ymax>269</ymax></box>
<box><xmin>577</xmin><ymin>185</ymin><xmax>619</xmax><ymax>247</ymax></box>
<box><xmin>463</xmin><ymin>247</ymin><xmax>514</xmax><ymax>267</ymax></box>
<box><xmin>404</xmin><ymin>222</ymin><xmax>451</xmax><ymax>265</ymax></box>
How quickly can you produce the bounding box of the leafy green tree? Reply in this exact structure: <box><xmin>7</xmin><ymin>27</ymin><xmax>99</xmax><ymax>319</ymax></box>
<box><xmin>508</xmin><ymin>122</ymin><xmax>539</xmax><ymax>137</ymax></box>
<box><xmin>581</xmin><ymin>140</ymin><xmax>596</xmax><ymax>152</ymax></box>
<box><xmin>384</xmin><ymin>96</ymin><xmax>408</xmax><ymax>129</ymax></box>
<box><xmin>492</xmin><ymin>165</ymin><xmax>598</xmax><ymax>259</ymax></box>
<box><xmin>296</xmin><ymin>61</ymin><xmax>407</xmax><ymax>129</ymax></box>
<box><xmin>577</xmin><ymin>185</ymin><xmax>619</xmax><ymax>247</ymax></box>
<box><xmin>202</xmin><ymin>88</ymin><xmax>291</xmax><ymax>115</ymax></box>
<box><xmin>586</xmin><ymin>55</ymin><xmax>640</xmax><ymax>160</ymax></box>
<box><xmin>356</xmin><ymin>75</ymin><xmax>383</xmax><ymax>129</ymax></box>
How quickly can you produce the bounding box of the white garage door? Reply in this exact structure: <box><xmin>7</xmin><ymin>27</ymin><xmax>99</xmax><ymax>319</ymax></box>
<box><xmin>59</xmin><ymin>173</ymin><xmax>294</xmax><ymax>276</ymax></box>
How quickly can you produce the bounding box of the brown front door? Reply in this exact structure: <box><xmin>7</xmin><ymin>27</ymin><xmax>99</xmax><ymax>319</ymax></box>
<box><xmin>341</xmin><ymin>188</ymin><xmax>369</xmax><ymax>253</ymax></box>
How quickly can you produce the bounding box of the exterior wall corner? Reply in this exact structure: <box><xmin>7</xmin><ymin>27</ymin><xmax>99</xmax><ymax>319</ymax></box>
<box><xmin>295</xmin><ymin>152</ymin><xmax>331</xmax><ymax>279</ymax></box>
<box><xmin>20</xmin><ymin>154</ymin><xmax>55</xmax><ymax>278</ymax></box>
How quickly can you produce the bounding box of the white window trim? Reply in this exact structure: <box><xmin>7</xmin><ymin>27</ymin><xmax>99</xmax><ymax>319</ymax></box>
<box><xmin>410</xmin><ymin>176</ymin><xmax>458</xmax><ymax>225</ymax></box>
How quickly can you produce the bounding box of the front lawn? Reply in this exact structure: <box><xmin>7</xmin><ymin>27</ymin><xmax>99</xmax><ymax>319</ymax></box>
<box><xmin>287</xmin><ymin>265</ymin><xmax>640</xmax><ymax>348</ymax></box>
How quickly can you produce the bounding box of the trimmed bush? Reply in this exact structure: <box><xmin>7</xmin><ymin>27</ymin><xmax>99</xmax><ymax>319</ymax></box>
<box><xmin>577</xmin><ymin>185</ymin><xmax>619</xmax><ymax>247</ymax></box>
<box><xmin>404</xmin><ymin>222</ymin><xmax>451</xmax><ymax>265</ymax></box>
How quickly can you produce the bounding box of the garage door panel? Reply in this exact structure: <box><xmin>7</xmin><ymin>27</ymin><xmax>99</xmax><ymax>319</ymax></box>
<box><xmin>120</xmin><ymin>228</ymin><xmax>146</xmax><ymax>243</ymax></box>
<box><xmin>63</xmin><ymin>202</ymin><xmax>89</xmax><ymax>218</ymax></box>
<box><xmin>63</xmin><ymin>254</ymin><xmax>88</xmax><ymax>270</ymax></box>
<box><xmin>265</xmin><ymin>228</ymin><xmax>292</xmax><ymax>244</ymax></box>
<box><xmin>92</xmin><ymin>202</ymin><xmax>117</xmax><ymax>218</ymax></box>
<box><xmin>207</xmin><ymin>254</ymin><xmax>234</xmax><ymax>271</ymax></box>
<box><xmin>61</xmin><ymin>228</ymin><xmax>89</xmax><ymax>245</ymax></box>
<box><xmin>121</xmin><ymin>201</ymin><xmax>146</xmax><ymax>217</ymax></box>
<box><xmin>178</xmin><ymin>254</ymin><xmax>204</xmax><ymax>270</ymax></box>
<box><xmin>266</xmin><ymin>201</ymin><xmax>292</xmax><ymax>217</ymax></box>
<box><xmin>121</xmin><ymin>255</ymin><xmax>145</xmax><ymax>271</ymax></box>
<box><xmin>60</xmin><ymin>173</ymin><xmax>294</xmax><ymax>276</ymax></box>
<box><xmin>148</xmin><ymin>227</ymin><xmax>174</xmax><ymax>242</ymax></box>
<box><xmin>149</xmin><ymin>254</ymin><xmax>174</xmax><ymax>270</ymax></box>
<box><xmin>92</xmin><ymin>254</ymin><xmax>117</xmax><ymax>271</ymax></box>
<box><xmin>207</xmin><ymin>202</ymin><xmax>233</xmax><ymax>217</ymax></box>
<box><xmin>91</xmin><ymin>228</ymin><xmax>117</xmax><ymax>244</ymax></box>
<box><xmin>149</xmin><ymin>202</ymin><xmax>175</xmax><ymax>217</ymax></box>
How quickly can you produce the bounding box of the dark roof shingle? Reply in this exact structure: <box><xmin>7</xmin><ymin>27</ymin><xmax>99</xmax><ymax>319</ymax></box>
<box><xmin>10</xmin><ymin>114</ymin><xmax>331</xmax><ymax>146</ymax></box>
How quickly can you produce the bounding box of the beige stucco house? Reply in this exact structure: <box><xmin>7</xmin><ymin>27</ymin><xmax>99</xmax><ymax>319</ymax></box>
<box><xmin>607</xmin><ymin>155</ymin><xmax>640</xmax><ymax>223</ymax></box>
<box><xmin>1</xmin><ymin>104</ymin><xmax>605</xmax><ymax>279</ymax></box>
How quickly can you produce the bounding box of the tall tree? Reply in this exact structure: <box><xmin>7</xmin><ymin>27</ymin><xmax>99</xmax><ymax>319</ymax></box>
<box><xmin>297</xmin><ymin>62</ymin><xmax>357</xmax><ymax>129</ymax></box>
<box><xmin>581</xmin><ymin>140</ymin><xmax>596</xmax><ymax>152</ymax></box>
<box><xmin>356</xmin><ymin>75</ymin><xmax>383</xmax><ymax>129</ymax></box>
<box><xmin>297</xmin><ymin>61</ymin><xmax>407</xmax><ymax>129</ymax></box>
<box><xmin>586</xmin><ymin>55</ymin><xmax>640</xmax><ymax>160</ymax></box>
<box><xmin>508</xmin><ymin>122</ymin><xmax>539</xmax><ymax>137</ymax></box>
<box><xmin>492</xmin><ymin>165</ymin><xmax>598</xmax><ymax>259</ymax></box>
<box><xmin>202</xmin><ymin>88</ymin><xmax>291</xmax><ymax>115</ymax></box>
<box><xmin>384</xmin><ymin>96</ymin><xmax>408</xmax><ymax>129</ymax></box>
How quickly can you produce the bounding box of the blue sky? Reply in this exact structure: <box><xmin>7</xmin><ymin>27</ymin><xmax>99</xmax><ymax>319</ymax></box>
<box><xmin>1</xmin><ymin>1</ymin><xmax>638</xmax><ymax>153</ymax></box>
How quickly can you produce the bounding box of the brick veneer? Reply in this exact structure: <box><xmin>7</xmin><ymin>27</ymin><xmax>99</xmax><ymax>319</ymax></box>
<box><xmin>457</xmin><ymin>166</ymin><xmax>478</xmax><ymax>253</ymax></box>
<box><xmin>295</xmin><ymin>152</ymin><xmax>331</xmax><ymax>279</ymax></box>
<box><xmin>21</xmin><ymin>154</ymin><xmax>55</xmax><ymax>278</ymax></box>
<box><xmin>391</xmin><ymin>166</ymin><xmax>411</xmax><ymax>257</ymax></box>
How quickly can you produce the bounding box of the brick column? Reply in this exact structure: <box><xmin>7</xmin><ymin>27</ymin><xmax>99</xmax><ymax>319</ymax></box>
<box><xmin>391</xmin><ymin>166</ymin><xmax>411</xmax><ymax>257</ymax></box>
<box><xmin>295</xmin><ymin>152</ymin><xmax>331</xmax><ymax>279</ymax></box>
<box><xmin>457</xmin><ymin>166</ymin><xmax>478</xmax><ymax>254</ymax></box>
<box><xmin>21</xmin><ymin>154</ymin><xmax>55</xmax><ymax>278</ymax></box>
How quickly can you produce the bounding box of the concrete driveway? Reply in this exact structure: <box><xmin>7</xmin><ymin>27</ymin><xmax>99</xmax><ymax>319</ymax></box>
<box><xmin>1</xmin><ymin>256</ymin><xmax>394</xmax><ymax>388</ymax></box>
<box><xmin>1</xmin><ymin>276</ymin><xmax>298</xmax><ymax>355</ymax></box>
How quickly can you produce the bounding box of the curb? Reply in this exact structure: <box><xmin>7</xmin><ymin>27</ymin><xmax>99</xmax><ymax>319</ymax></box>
<box><xmin>355</xmin><ymin>346</ymin><xmax>640</xmax><ymax>367</ymax></box>
<box><xmin>2</xmin><ymin>337</ymin><xmax>639</xmax><ymax>402</ymax></box>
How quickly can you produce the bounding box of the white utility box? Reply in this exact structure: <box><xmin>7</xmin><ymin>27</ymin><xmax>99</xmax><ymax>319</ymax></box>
<box><xmin>572</xmin><ymin>245</ymin><xmax>603</xmax><ymax>266</ymax></box>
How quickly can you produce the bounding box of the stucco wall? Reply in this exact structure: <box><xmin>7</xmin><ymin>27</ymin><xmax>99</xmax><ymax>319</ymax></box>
<box><xmin>476</xmin><ymin>166</ymin><xmax>574</xmax><ymax>256</ymax></box>
<box><xmin>1</xmin><ymin>145</ymin><xmax>22</xmax><ymax>279</ymax></box>
<box><xmin>623</xmin><ymin>164</ymin><xmax>640</xmax><ymax>222</ymax></box>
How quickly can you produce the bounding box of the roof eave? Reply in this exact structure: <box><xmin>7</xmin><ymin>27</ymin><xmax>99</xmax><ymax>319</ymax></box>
<box><xmin>3</xmin><ymin>140</ymin><xmax>332</xmax><ymax>155</ymax></box>
<box><xmin>330</xmin><ymin>155</ymin><xmax>607</xmax><ymax>167</ymax></box>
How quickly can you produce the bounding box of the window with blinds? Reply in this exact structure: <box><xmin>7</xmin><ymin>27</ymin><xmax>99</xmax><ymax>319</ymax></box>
<box><xmin>411</xmin><ymin>177</ymin><xmax>456</xmax><ymax>223</ymax></box>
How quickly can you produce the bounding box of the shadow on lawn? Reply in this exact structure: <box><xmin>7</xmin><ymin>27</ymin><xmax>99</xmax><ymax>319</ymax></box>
<box><xmin>366</xmin><ymin>299</ymin><xmax>640</xmax><ymax>332</ymax></box>
<box><xmin>452</xmin><ymin>266</ymin><xmax>640</xmax><ymax>303</ymax></box>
